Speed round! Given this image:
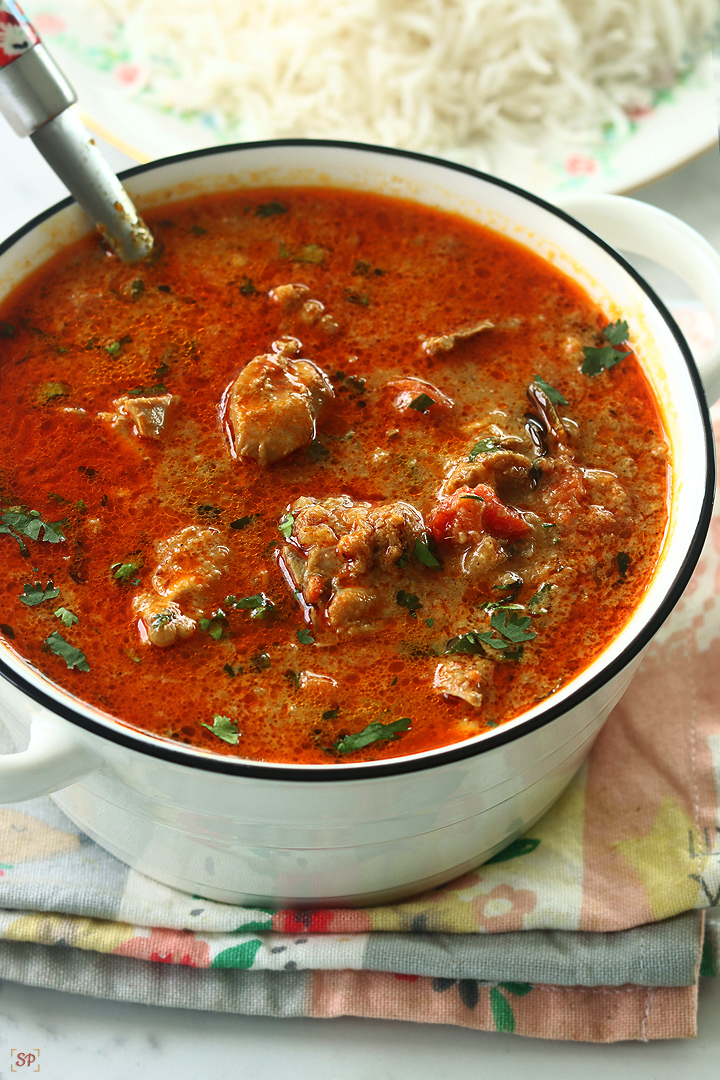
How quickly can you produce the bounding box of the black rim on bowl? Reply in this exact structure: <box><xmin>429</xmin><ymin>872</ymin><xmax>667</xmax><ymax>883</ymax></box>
<box><xmin>0</xmin><ymin>138</ymin><xmax>715</xmax><ymax>781</ymax></box>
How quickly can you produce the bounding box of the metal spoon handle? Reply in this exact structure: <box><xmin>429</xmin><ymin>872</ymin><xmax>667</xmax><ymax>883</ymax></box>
<box><xmin>0</xmin><ymin>1</ymin><xmax>154</xmax><ymax>261</ymax></box>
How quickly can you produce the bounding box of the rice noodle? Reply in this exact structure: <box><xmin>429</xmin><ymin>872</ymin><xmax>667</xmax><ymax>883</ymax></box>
<box><xmin>82</xmin><ymin>0</ymin><xmax>718</xmax><ymax>165</ymax></box>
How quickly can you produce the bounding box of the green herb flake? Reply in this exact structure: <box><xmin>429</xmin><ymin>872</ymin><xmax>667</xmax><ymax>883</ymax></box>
<box><xmin>617</xmin><ymin>552</ymin><xmax>630</xmax><ymax>577</ymax></box>
<box><xmin>490</xmin><ymin>609</ymin><xmax>537</xmax><ymax>644</ymax></box>
<box><xmin>345</xmin><ymin>290</ymin><xmax>370</xmax><ymax>307</ymax></box>
<box><xmin>527</xmin><ymin>583</ymin><xmax>554</xmax><ymax>611</ymax></box>
<box><xmin>408</xmin><ymin>393</ymin><xmax>436</xmax><ymax>413</ymax></box>
<box><xmin>468</xmin><ymin>438</ymin><xmax>502</xmax><ymax>461</ymax></box>
<box><xmin>240</xmin><ymin>276</ymin><xmax>258</xmax><ymax>297</ymax></box>
<box><xmin>223</xmin><ymin>663</ymin><xmax>236</xmax><ymax>678</ymax></box>
<box><xmin>425</xmin><ymin>617</ymin><xmax>435</xmax><ymax>628</ymax></box>
<box><xmin>200</xmin><ymin>611</ymin><xmax>226</xmax><ymax>640</ymax></box>
<box><xmin>396</xmin><ymin>590</ymin><xmax>423</xmax><ymax>618</ymax></box>
<box><xmin>297</xmin><ymin>628</ymin><xmax>315</xmax><ymax>645</ymax></box>
<box><xmin>279</xmin><ymin>512</ymin><xmax>295</xmax><ymax>539</ymax></box>
<box><xmin>111</xmin><ymin>559</ymin><xmax>141</xmax><ymax>583</ymax></box>
<box><xmin>230</xmin><ymin>514</ymin><xmax>258</xmax><ymax>530</ymax></box>
<box><xmin>306</xmin><ymin>441</ymin><xmax>331</xmax><ymax>462</ymax></box>
<box><xmin>1</xmin><ymin>510</ymin><xmax>66</xmax><ymax>545</ymax></box>
<box><xmin>581</xmin><ymin>320</ymin><xmax>632</xmax><ymax>376</ymax></box>
<box><xmin>0</xmin><ymin>623</ymin><xmax>14</xmax><ymax>639</ymax></box>
<box><xmin>131</xmin><ymin>279</ymin><xmax>145</xmax><ymax>298</ymax></box>
<box><xmin>105</xmin><ymin>341</ymin><xmax>122</xmax><ymax>357</ymax></box>
<box><xmin>414</xmin><ymin>537</ymin><xmax>442</xmax><ymax>570</ymax></box>
<box><xmin>19</xmin><ymin>580</ymin><xmax>59</xmax><ymax>607</ymax></box>
<box><xmin>0</xmin><ymin>321</ymin><xmax>15</xmax><ymax>338</ymax></box>
<box><xmin>251</xmin><ymin>652</ymin><xmax>272</xmax><ymax>672</ymax></box>
<box><xmin>334</xmin><ymin>716</ymin><xmax>411</xmax><ymax>755</ymax></box>
<box><xmin>390</xmin><ymin>676</ymin><xmax>398</xmax><ymax>687</ymax></box>
<box><xmin>54</xmin><ymin>606</ymin><xmax>79</xmax><ymax>628</ymax></box>
<box><xmin>255</xmin><ymin>201</ymin><xmax>289</xmax><ymax>218</ymax></box>
<box><xmin>533</xmin><ymin>374</ymin><xmax>568</xmax><ymax>405</ymax></box>
<box><xmin>322</xmin><ymin>706</ymin><xmax>340</xmax><ymax>720</ymax></box>
<box><xmin>459</xmin><ymin>494</ymin><xmax>484</xmax><ymax>502</ymax></box>
<box><xmin>126</xmin><ymin>382</ymin><xmax>168</xmax><ymax>398</ymax></box>
<box><xmin>225</xmin><ymin>593</ymin><xmax>276</xmax><ymax>620</ymax></box>
<box><xmin>190</xmin><ymin>224</ymin><xmax>207</xmax><ymax>236</ymax></box>
<box><xmin>284</xmin><ymin>669</ymin><xmax>302</xmax><ymax>690</ymax></box>
<box><xmin>200</xmin><ymin>714</ymin><xmax>240</xmax><ymax>745</ymax></box>
<box><xmin>44</xmin><ymin>631</ymin><xmax>89</xmax><ymax>672</ymax></box>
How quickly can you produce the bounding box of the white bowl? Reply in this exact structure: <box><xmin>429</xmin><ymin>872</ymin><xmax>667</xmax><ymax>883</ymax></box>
<box><xmin>0</xmin><ymin>141</ymin><xmax>718</xmax><ymax>906</ymax></box>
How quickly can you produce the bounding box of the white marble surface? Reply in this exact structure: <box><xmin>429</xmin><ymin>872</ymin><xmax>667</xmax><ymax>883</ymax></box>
<box><xmin>0</xmin><ymin>117</ymin><xmax>719</xmax><ymax>1073</ymax></box>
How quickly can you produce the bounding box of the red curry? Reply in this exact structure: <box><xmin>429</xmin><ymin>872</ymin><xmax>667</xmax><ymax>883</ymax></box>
<box><xmin>0</xmin><ymin>187</ymin><xmax>669</xmax><ymax>763</ymax></box>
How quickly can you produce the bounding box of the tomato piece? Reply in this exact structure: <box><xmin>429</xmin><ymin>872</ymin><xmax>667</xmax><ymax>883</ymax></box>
<box><xmin>429</xmin><ymin>485</ymin><xmax>531</xmax><ymax>545</ymax></box>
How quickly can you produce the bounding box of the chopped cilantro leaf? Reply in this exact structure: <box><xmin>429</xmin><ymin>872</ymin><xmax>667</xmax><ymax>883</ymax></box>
<box><xmin>19</xmin><ymin>581</ymin><xmax>59</xmax><ymax>607</ymax></box>
<box><xmin>390</xmin><ymin>676</ymin><xmax>398</xmax><ymax>687</ymax></box>
<box><xmin>468</xmin><ymin>438</ymin><xmax>502</xmax><ymax>461</ymax></box>
<box><xmin>297</xmin><ymin>628</ymin><xmax>315</xmax><ymax>645</ymax></box>
<box><xmin>255</xmin><ymin>201</ymin><xmax>288</xmax><ymax>218</ymax></box>
<box><xmin>581</xmin><ymin>320</ymin><xmax>632</xmax><ymax>376</ymax></box>
<box><xmin>414</xmin><ymin>537</ymin><xmax>442</xmax><ymax>570</ymax></box>
<box><xmin>307</xmin><ymin>440</ymin><xmax>331</xmax><ymax>462</ymax></box>
<box><xmin>322</xmin><ymin>706</ymin><xmax>340</xmax><ymax>720</ymax></box>
<box><xmin>200</xmin><ymin>611</ymin><xmax>226</xmax><ymax>640</ymax></box>
<box><xmin>45</xmin><ymin>631</ymin><xmax>89</xmax><ymax>671</ymax></box>
<box><xmin>2</xmin><ymin>510</ymin><xmax>66</xmax><ymax>544</ymax></box>
<box><xmin>397</xmin><ymin>590</ymin><xmax>423</xmax><ymax>618</ymax></box>
<box><xmin>223</xmin><ymin>663</ymin><xmax>236</xmax><ymax>678</ymax></box>
<box><xmin>345</xmin><ymin>290</ymin><xmax>370</xmax><ymax>306</ymax></box>
<box><xmin>425</xmin><ymin>617</ymin><xmax>435</xmax><ymax>628</ymax></box>
<box><xmin>111</xmin><ymin>559</ymin><xmax>141</xmax><ymax>583</ymax></box>
<box><xmin>527</xmin><ymin>583</ymin><xmax>554</xmax><ymax>611</ymax></box>
<box><xmin>408</xmin><ymin>393</ymin><xmax>435</xmax><ymax>413</ymax></box>
<box><xmin>126</xmin><ymin>382</ymin><xmax>168</xmax><ymax>398</ymax></box>
<box><xmin>617</xmin><ymin>552</ymin><xmax>630</xmax><ymax>577</ymax></box>
<box><xmin>190</xmin><ymin>224</ymin><xmax>207</xmax><ymax>236</ymax></box>
<box><xmin>284</xmin><ymin>669</ymin><xmax>302</xmax><ymax>690</ymax></box>
<box><xmin>200</xmin><ymin>714</ymin><xmax>240</xmax><ymax>745</ymax></box>
<box><xmin>105</xmin><ymin>335</ymin><xmax>131</xmax><ymax>357</ymax></box>
<box><xmin>0</xmin><ymin>321</ymin><xmax>15</xmax><ymax>338</ymax></box>
<box><xmin>279</xmin><ymin>512</ymin><xmax>295</xmax><ymax>539</ymax></box>
<box><xmin>54</xmin><ymin>607</ymin><xmax>78</xmax><ymax>627</ymax></box>
<box><xmin>490</xmin><ymin>609</ymin><xmax>537</xmax><ymax>644</ymax></box>
<box><xmin>533</xmin><ymin>375</ymin><xmax>568</xmax><ymax>405</ymax></box>
<box><xmin>230</xmin><ymin>515</ymin><xmax>258</xmax><ymax>530</ymax></box>
<box><xmin>334</xmin><ymin>716</ymin><xmax>411</xmax><ymax>754</ymax></box>
<box><xmin>225</xmin><ymin>593</ymin><xmax>276</xmax><ymax>619</ymax></box>
<box><xmin>240</xmin><ymin>277</ymin><xmax>258</xmax><ymax>296</ymax></box>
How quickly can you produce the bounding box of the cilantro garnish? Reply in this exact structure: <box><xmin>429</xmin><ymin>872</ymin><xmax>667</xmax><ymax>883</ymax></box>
<box><xmin>297</xmin><ymin>628</ymin><xmax>315</xmax><ymax>645</ymax></box>
<box><xmin>200</xmin><ymin>714</ymin><xmax>240</xmax><ymax>745</ymax></box>
<box><xmin>1</xmin><ymin>509</ymin><xmax>66</xmax><ymax>546</ymax></box>
<box><xmin>490</xmin><ymin>609</ymin><xmax>537</xmax><ymax>644</ymax></box>
<box><xmin>581</xmin><ymin>320</ymin><xmax>632</xmax><ymax>376</ymax></box>
<box><xmin>396</xmin><ymin>590</ymin><xmax>423</xmax><ymax>618</ymax></box>
<box><xmin>533</xmin><ymin>375</ymin><xmax>568</xmax><ymax>405</ymax></box>
<box><xmin>617</xmin><ymin>552</ymin><xmax>630</xmax><ymax>577</ymax></box>
<box><xmin>279</xmin><ymin>512</ymin><xmax>295</xmax><ymax>539</ymax></box>
<box><xmin>408</xmin><ymin>393</ymin><xmax>435</xmax><ymax>413</ymax></box>
<box><xmin>468</xmin><ymin>438</ymin><xmax>502</xmax><ymax>461</ymax></box>
<box><xmin>223</xmin><ymin>663</ymin><xmax>236</xmax><ymax>678</ymax></box>
<box><xmin>284</xmin><ymin>669</ymin><xmax>302</xmax><ymax>690</ymax></box>
<box><xmin>334</xmin><ymin>716</ymin><xmax>411</xmax><ymax>754</ymax></box>
<box><xmin>225</xmin><ymin>593</ymin><xmax>276</xmax><ymax>620</ymax></box>
<box><xmin>527</xmin><ymin>583</ymin><xmax>554</xmax><ymax>611</ymax></box>
<box><xmin>240</xmin><ymin>277</ymin><xmax>258</xmax><ymax>296</ymax></box>
<box><xmin>255</xmin><ymin>201</ymin><xmax>288</xmax><ymax>218</ymax></box>
<box><xmin>446</xmin><ymin>609</ymin><xmax>536</xmax><ymax>658</ymax></box>
<box><xmin>230</xmin><ymin>515</ymin><xmax>258</xmax><ymax>530</ymax></box>
<box><xmin>0</xmin><ymin>321</ymin><xmax>15</xmax><ymax>338</ymax></box>
<box><xmin>414</xmin><ymin>537</ymin><xmax>442</xmax><ymax>570</ymax></box>
<box><xmin>190</xmin><ymin>224</ymin><xmax>207</xmax><ymax>236</ymax></box>
<box><xmin>19</xmin><ymin>581</ymin><xmax>59</xmax><ymax>607</ymax></box>
<box><xmin>446</xmin><ymin>630</ymin><xmax>504</xmax><ymax>655</ymax></box>
<box><xmin>111</xmin><ymin>559</ymin><xmax>142</xmax><ymax>583</ymax></box>
<box><xmin>53</xmin><ymin>607</ymin><xmax>78</xmax><ymax>628</ymax></box>
<box><xmin>322</xmin><ymin>706</ymin><xmax>340</xmax><ymax>720</ymax></box>
<box><xmin>44</xmin><ymin>631</ymin><xmax>89</xmax><ymax>671</ymax></box>
<box><xmin>105</xmin><ymin>335</ymin><xmax>131</xmax><ymax>357</ymax></box>
<box><xmin>425</xmin><ymin>617</ymin><xmax>435</xmax><ymax>628</ymax></box>
<box><xmin>307</xmin><ymin>441</ymin><xmax>331</xmax><ymax>462</ymax></box>
<box><xmin>345</xmin><ymin>290</ymin><xmax>370</xmax><ymax>307</ymax></box>
<box><xmin>200</xmin><ymin>611</ymin><xmax>227</xmax><ymax>640</ymax></box>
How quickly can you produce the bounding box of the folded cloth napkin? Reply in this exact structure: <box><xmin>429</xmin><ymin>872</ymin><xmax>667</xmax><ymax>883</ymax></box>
<box><xmin>0</xmin><ymin>315</ymin><xmax>718</xmax><ymax>1042</ymax></box>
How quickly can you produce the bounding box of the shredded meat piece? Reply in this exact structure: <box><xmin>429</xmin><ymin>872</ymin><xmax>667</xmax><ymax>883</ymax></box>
<box><xmin>114</xmin><ymin>393</ymin><xmax>177</xmax><ymax>439</ymax></box>
<box><xmin>433</xmin><ymin>658</ymin><xmax>493</xmax><ymax>709</ymax></box>
<box><xmin>268</xmin><ymin>282</ymin><xmax>309</xmax><ymax>311</ymax></box>
<box><xmin>421</xmin><ymin>319</ymin><xmax>493</xmax><ymax>356</ymax></box>
<box><xmin>280</xmin><ymin>495</ymin><xmax>425</xmax><ymax>636</ymax></box>
<box><xmin>227</xmin><ymin>353</ymin><xmax>333</xmax><ymax>465</ymax></box>
<box><xmin>133</xmin><ymin>526</ymin><xmax>229</xmax><ymax>648</ymax></box>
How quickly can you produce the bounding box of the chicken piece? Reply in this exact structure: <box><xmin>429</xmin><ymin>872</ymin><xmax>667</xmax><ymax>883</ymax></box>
<box><xmin>299</xmin><ymin>299</ymin><xmax>325</xmax><ymax>325</ymax></box>
<box><xmin>433</xmin><ymin>658</ymin><xmax>493</xmax><ymax>709</ymax></box>
<box><xmin>227</xmin><ymin>353</ymin><xmax>333</xmax><ymax>466</ymax></box>
<box><xmin>440</xmin><ymin>449</ymin><xmax>534</xmax><ymax>498</ymax></box>
<box><xmin>268</xmin><ymin>282</ymin><xmax>310</xmax><ymax>311</ymax></box>
<box><xmin>114</xmin><ymin>393</ymin><xmax>177</xmax><ymax>439</ymax></box>
<box><xmin>421</xmin><ymin>319</ymin><xmax>493</xmax><ymax>356</ymax></box>
<box><xmin>280</xmin><ymin>495</ymin><xmax>426</xmax><ymax>637</ymax></box>
<box><xmin>133</xmin><ymin>526</ymin><xmax>229</xmax><ymax>648</ymax></box>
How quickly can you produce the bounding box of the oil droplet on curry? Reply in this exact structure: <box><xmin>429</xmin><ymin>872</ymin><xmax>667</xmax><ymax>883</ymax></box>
<box><xmin>0</xmin><ymin>188</ymin><xmax>669</xmax><ymax>763</ymax></box>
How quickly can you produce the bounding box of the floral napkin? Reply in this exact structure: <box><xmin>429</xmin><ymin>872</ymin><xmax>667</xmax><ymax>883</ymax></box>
<box><xmin>0</xmin><ymin>311</ymin><xmax>718</xmax><ymax>1042</ymax></box>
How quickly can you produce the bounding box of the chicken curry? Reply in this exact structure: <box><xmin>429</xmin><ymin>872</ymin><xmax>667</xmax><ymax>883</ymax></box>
<box><xmin>0</xmin><ymin>186</ymin><xmax>669</xmax><ymax>763</ymax></box>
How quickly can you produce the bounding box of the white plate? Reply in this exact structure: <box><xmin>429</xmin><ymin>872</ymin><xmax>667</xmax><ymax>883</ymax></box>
<box><xmin>30</xmin><ymin>8</ymin><xmax>719</xmax><ymax>198</ymax></box>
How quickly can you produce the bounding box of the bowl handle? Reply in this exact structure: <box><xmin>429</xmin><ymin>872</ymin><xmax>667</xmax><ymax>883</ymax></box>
<box><xmin>559</xmin><ymin>193</ymin><xmax>720</xmax><ymax>405</ymax></box>
<box><xmin>0</xmin><ymin>713</ymin><xmax>102</xmax><ymax>803</ymax></box>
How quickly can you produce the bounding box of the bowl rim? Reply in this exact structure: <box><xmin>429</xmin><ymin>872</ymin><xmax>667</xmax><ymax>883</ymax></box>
<box><xmin>0</xmin><ymin>136</ymin><xmax>714</xmax><ymax>782</ymax></box>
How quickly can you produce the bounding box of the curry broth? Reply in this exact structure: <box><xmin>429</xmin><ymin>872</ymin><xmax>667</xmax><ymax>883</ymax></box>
<box><xmin>0</xmin><ymin>187</ymin><xmax>669</xmax><ymax>763</ymax></box>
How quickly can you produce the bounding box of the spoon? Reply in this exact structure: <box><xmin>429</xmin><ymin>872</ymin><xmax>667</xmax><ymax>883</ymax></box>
<box><xmin>0</xmin><ymin>0</ymin><xmax>154</xmax><ymax>262</ymax></box>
